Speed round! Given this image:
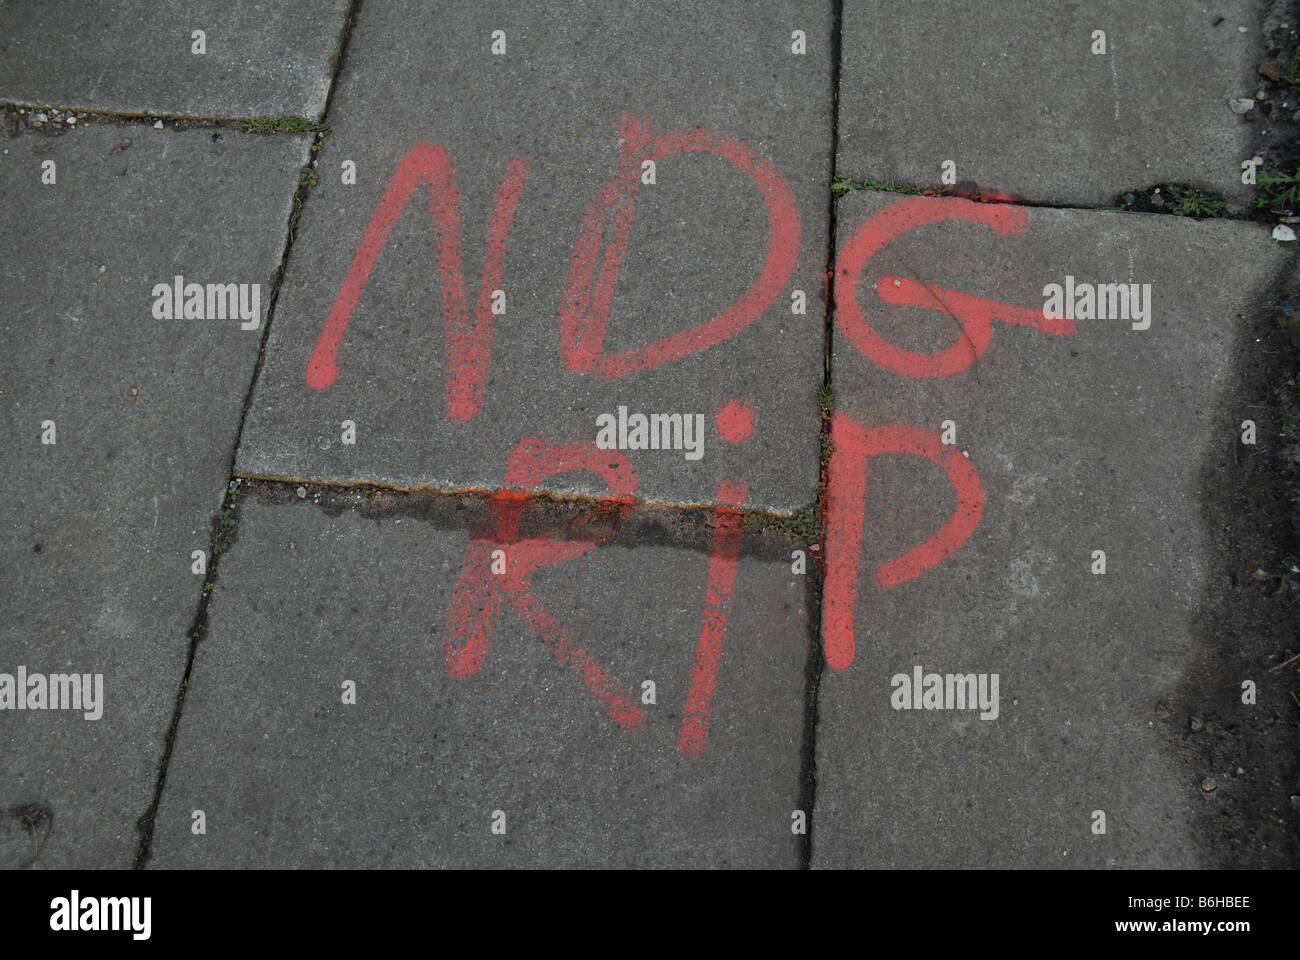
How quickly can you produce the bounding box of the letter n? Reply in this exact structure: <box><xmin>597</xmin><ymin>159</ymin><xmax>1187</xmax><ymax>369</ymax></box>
<box><xmin>823</xmin><ymin>413</ymin><xmax>984</xmax><ymax>670</ymax></box>
<box><xmin>306</xmin><ymin>142</ymin><xmax>531</xmax><ymax>422</ymax></box>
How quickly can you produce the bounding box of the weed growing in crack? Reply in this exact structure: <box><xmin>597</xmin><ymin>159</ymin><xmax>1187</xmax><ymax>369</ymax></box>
<box><xmin>1165</xmin><ymin>185</ymin><xmax>1225</xmax><ymax>218</ymax></box>
<box><xmin>1257</xmin><ymin>168</ymin><xmax>1300</xmax><ymax>212</ymax></box>
<box><xmin>831</xmin><ymin>176</ymin><xmax>924</xmax><ymax>198</ymax></box>
<box><xmin>240</xmin><ymin>116</ymin><xmax>329</xmax><ymax>135</ymax></box>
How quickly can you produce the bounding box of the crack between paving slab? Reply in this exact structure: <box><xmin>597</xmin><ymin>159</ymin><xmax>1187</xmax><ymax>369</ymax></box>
<box><xmin>231</xmin><ymin>475</ymin><xmax>817</xmax><ymax>562</ymax></box>
<box><xmin>2</xmin><ymin>105</ymin><xmax>321</xmax><ymax>128</ymax></box>
<box><xmin>899</xmin><ymin>261</ymin><xmax>983</xmax><ymax>388</ymax></box>
<box><xmin>796</xmin><ymin>0</ymin><xmax>844</xmax><ymax>873</ymax></box>
<box><xmin>233</xmin><ymin>469</ymin><xmax>812</xmax><ymax>520</ymax></box>
<box><xmin>833</xmin><ymin>180</ymin><xmax>1275</xmax><ymax>225</ymax></box>
<box><xmin>131</xmin><ymin>0</ymin><xmax>360</xmax><ymax>870</ymax></box>
<box><xmin>998</xmin><ymin>197</ymin><xmax>1268</xmax><ymax>224</ymax></box>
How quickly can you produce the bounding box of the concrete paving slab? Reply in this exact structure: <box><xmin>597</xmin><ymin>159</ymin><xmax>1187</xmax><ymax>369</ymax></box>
<box><xmin>0</xmin><ymin>122</ymin><xmax>308</xmax><ymax>867</ymax></box>
<box><xmin>236</xmin><ymin>0</ymin><xmax>832</xmax><ymax>513</ymax></box>
<box><xmin>812</xmin><ymin>191</ymin><xmax>1292</xmax><ymax>867</ymax></box>
<box><xmin>146</xmin><ymin>492</ymin><xmax>809</xmax><ymax>868</ymax></box>
<box><xmin>836</xmin><ymin>0</ymin><xmax>1264</xmax><ymax>211</ymax></box>
<box><xmin>0</xmin><ymin>0</ymin><xmax>350</xmax><ymax>120</ymax></box>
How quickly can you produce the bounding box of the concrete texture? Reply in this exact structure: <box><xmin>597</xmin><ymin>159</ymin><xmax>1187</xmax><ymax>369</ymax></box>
<box><xmin>0</xmin><ymin>121</ymin><xmax>308</xmax><ymax>867</ymax></box>
<box><xmin>235</xmin><ymin>0</ymin><xmax>833</xmax><ymax>513</ymax></box>
<box><xmin>0</xmin><ymin>0</ymin><xmax>350</xmax><ymax>120</ymax></box>
<box><xmin>146</xmin><ymin>494</ymin><xmax>809</xmax><ymax>868</ymax></box>
<box><xmin>1</xmin><ymin>0</ymin><xmax>1296</xmax><ymax>875</ymax></box>
<box><xmin>837</xmin><ymin>0</ymin><xmax>1264</xmax><ymax>211</ymax></box>
<box><xmin>811</xmin><ymin>190</ymin><xmax>1293</xmax><ymax>867</ymax></box>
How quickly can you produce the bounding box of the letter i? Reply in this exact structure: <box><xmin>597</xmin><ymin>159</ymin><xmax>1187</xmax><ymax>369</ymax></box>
<box><xmin>679</xmin><ymin>400</ymin><xmax>755</xmax><ymax>759</ymax></box>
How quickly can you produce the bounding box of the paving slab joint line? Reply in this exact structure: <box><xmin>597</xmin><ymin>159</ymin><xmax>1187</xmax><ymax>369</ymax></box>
<box><xmin>232</xmin><ymin>474</ymin><xmax>819</xmax><ymax>551</ymax></box>
<box><xmin>830</xmin><ymin>175</ymin><xmax>1281</xmax><ymax>226</ymax></box>
<box><xmin>131</xmin><ymin>0</ymin><xmax>361</xmax><ymax>870</ymax></box>
<box><xmin>795</xmin><ymin>0</ymin><xmax>844</xmax><ymax>873</ymax></box>
<box><xmin>130</xmin><ymin>480</ymin><xmax>242</xmax><ymax>868</ymax></box>
<box><xmin>1</xmin><ymin>102</ymin><xmax>328</xmax><ymax>132</ymax></box>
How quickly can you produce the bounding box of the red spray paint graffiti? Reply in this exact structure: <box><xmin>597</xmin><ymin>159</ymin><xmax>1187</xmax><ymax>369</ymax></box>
<box><xmin>444</xmin><ymin>439</ymin><xmax>644</xmax><ymax>731</ymax></box>
<box><xmin>822</xmin><ymin>417</ymin><xmax>984</xmax><ymax>672</ymax></box>
<box><xmin>306</xmin><ymin>119</ymin><xmax>1065</xmax><ymax>756</ymax></box>
<box><xmin>306</xmin><ymin>141</ymin><xmax>531</xmax><ymax>423</ymax></box>
<box><xmin>559</xmin><ymin>114</ymin><xmax>801</xmax><ymax>379</ymax></box>
<box><xmin>835</xmin><ymin>196</ymin><xmax>1074</xmax><ymax>378</ymax></box>
<box><xmin>820</xmin><ymin>195</ymin><xmax>1078</xmax><ymax>670</ymax></box>
<box><xmin>679</xmin><ymin>401</ymin><xmax>755</xmax><ymax>759</ymax></box>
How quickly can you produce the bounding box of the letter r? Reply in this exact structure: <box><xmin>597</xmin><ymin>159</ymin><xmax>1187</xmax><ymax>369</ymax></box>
<box><xmin>444</xmin><ymin>439</ymin><xmax>644</xmax><ymax>730</ymax></box>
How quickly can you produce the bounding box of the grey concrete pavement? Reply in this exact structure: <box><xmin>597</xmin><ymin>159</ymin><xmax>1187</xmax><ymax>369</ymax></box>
<box><xmin>837</xmin><ymin>0</ymin><xmax>1264</xmax><ymax>210</ymax></box>
<box><xmin>0</xmin><ymin>0</ymin><xmax>350</xmax><ymax>120</ymax></box>
<box><xmin>146</xmin><ymin>493</ymin><xmax>809</xmax><ymax>868</ymax></box>
<box><xmin>1</xmin><ymin>0</ymin><xmax>1296</xmax><ymax>874</ymax></box>
<box><xmin>0</xmin><ymin>122</ymin><xmax>308</xmax><ymax>867</ymax></box>
<box><xmin>235</xmin><ymin>0</ymin><xmax>832</xmax><ymax>513</ymax></box>
<box><xmin>812</xmin><ymin>190</ymin><xmax>1292</xmax><ymax>867</ymax></box>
